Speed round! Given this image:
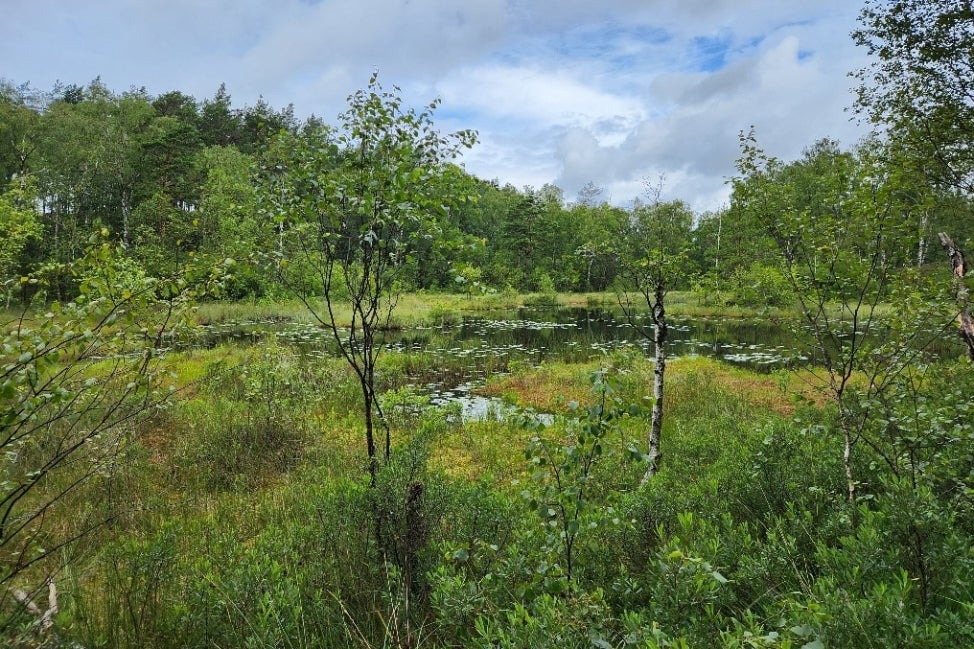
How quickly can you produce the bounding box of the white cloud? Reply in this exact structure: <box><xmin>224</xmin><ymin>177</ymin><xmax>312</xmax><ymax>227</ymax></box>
<box><xmin>544</xmin><ymin>11</ymin><xmax>870</xmax><ymax>211</ymax></box>
<box><xmin>439</xmin><ymin>65</ymin><xmax>645</xmax><ymax>133</ymax></box>
<box><xmin>2</xmin><ymin>0</ymin><xmax>873</xmax><ymax>211</ymax></box>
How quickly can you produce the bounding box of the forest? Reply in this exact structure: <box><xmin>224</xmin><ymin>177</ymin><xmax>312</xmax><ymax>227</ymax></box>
<box><xmin>1</xmin><ymin>1</ymin><xmax>973</xmax><ymax>647</ymax></box>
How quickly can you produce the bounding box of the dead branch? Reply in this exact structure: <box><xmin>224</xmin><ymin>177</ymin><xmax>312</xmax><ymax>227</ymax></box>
<box><xmin>938</xmin><ymin>232</ymin><xmax>974</xmax><ymax>360</ymax></box>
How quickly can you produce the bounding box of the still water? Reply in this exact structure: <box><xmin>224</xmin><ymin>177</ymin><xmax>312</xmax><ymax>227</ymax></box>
<box><xmin>193</xmin><ymin>307</ymin><xmax>807</xmax><ymax>419</ymax></box>
<box><xmin>392</xmin><ymin>308</ymin><xmax>803</xmax><ymax>367</ymax></box>
<box><xmin>196</xmin><ymin>307</ymin><xmax>805</xmax><ymax>368</ymax></box>
<box><xmin>395</xmin><ymin>308</ymin><xmax>804</xmax><ymax>418</ymax></box>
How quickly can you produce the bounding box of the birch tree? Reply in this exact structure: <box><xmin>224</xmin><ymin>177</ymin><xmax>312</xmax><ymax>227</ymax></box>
<box><xmin>617</xmin><ymin>182</ymin><xmax>693</xmax><ymax>483</ymax></box>
<box><xmin>732</xmin><ymin>133</ymin><xmax>949</xmax><ymax>507</ymax></box>
<box><xmin>259</xmin><ymin>75</ymin><xmax>475</xmax><ymax>483</ymax></box>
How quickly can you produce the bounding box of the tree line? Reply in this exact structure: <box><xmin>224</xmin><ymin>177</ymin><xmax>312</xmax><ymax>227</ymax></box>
<box><xmin>4</xmin><ymin>72</ymin><xmax>971</xmax><ymax>308</ymax></box>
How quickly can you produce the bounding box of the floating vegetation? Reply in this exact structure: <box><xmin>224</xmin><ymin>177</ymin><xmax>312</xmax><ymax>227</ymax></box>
<box><xmin>182</xmin><ymin>307</ymin><xmax>816</xmax><ymax>417</ymax></box>
<box><xmin>471</xmin><ymin>318</ymin><xmax>580</xmax><ymax>332</ymax></box>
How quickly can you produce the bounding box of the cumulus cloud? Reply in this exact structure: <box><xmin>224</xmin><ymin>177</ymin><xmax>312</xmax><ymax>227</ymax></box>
<box><xmin>2</xmin><ymin>0</ymin><xmax>872</xmax><ymax>211</ymax></box>
<box><xmin>439</xmin><ymin>65</ymin><xmax>645</xmax><ymax>130</ymax></box>
<box><xmin>540</xmin><ymin>5</ymin><xmax>870</xmax><ymax>210</ymax></box>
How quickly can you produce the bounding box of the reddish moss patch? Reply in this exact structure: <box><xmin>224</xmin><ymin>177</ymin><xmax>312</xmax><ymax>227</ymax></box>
<box><xmin>482</xmin><ymin>357</ymin><xmax>827</xmax><ymax>417</ymax></box>
<box><xmin>481</xmin><ymin>362</ymin><xmax>601</xmax><ymax>413</ymax></box>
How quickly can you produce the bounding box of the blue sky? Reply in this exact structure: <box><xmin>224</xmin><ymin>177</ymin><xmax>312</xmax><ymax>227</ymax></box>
<box><xmin>3</xmin><ymin>0</ymin><xmax>870</xmax><ymax>211</ymax></box>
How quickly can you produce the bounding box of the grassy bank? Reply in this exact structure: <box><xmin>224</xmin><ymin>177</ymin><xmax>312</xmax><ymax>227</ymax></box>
<box><xmin>2</xmin><ymin>290</ymin><xmax>874</xmax><ymax>333</ymax></box>
<box><xmin>189</xmin><ymin>290</ymin><xmax>799</xmax><ymax>329</ymax></box>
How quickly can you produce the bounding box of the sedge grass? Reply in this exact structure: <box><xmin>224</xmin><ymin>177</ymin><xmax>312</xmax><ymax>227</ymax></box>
<box><xmin>186</xmin><ymin>291</ymin><xmax>824</xmax><ymax>329</ymax></box>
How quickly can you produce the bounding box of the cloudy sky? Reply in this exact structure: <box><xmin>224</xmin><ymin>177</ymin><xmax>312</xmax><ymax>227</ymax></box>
<box><xmin>4</xmin><ymin>0</ymin><xmax>872</xmax><ymax>211</ymax></box>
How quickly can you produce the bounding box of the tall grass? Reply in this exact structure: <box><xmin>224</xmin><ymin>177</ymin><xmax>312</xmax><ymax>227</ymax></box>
<box><xmin>187</xmin><ymin>290</ymin><xmax>821</xmax><ymax>330</ymax></box>
<box><xmin>10</xmin><ymin>319</ymin><xmax>971</xmax><ymax>648</ymax></box>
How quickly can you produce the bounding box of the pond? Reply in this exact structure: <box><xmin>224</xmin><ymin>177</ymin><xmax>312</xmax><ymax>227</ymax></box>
<box><xmin>400</xmin><ymin>308</ymin><xmax>803</xmax><ymax>365</ymax></box>
<box><xmin>190</xmin><ymin>307</ymin><xmax>809</xmax><ymax>419</ymax></box>
<box><xmin>194</xmin><ymin>307</ymin><xmax>806</xmax><ymax>367</ymax></box>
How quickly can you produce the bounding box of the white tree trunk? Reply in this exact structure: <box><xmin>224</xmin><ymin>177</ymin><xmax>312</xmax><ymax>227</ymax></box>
<box><xmin>641</xmin><ymin>286</ymin><xmax>667</xmax><ymax>485</ymax></box>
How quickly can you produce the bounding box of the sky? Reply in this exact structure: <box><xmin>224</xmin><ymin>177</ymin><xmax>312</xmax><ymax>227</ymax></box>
<box><xmin>3</xmin><ymin>0</ymin><xmax>872</xmax><ymax>212</ymax></box>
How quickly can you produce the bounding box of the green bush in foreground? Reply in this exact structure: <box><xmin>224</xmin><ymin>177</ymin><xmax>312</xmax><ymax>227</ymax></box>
<box><xmin>8</xmin><ymin>351</ymin><xmax>971</xmax><ymax>648</ymax></box>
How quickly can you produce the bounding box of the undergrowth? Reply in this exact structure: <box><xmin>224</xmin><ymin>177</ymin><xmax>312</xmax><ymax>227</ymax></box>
<box><xmin>4</xmin><ymin>341</ymin><xmax>972</xmax><ymax>648</ymax></box>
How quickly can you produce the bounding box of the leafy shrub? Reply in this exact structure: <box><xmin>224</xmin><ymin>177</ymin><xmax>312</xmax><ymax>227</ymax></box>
<box><xmin>731</xmin><ymin>262</ymin><xmax>794</xmax><ymax>307</ymax></box>
<box><xmin>173</xmin><ymin>345</ymin><xmax>325</xmax><ymax>490</ymax></box>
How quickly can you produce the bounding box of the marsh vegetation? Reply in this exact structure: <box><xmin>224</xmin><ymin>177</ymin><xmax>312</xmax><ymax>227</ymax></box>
<box><xmin>2</xmin><ymin>289</ymin><xmax>972</xmax><ymax>648</ymax></box>
<box><xmin>3</xmin><ymin>2</ymin><xmax>974</xmax><ymax>645</ymax></box>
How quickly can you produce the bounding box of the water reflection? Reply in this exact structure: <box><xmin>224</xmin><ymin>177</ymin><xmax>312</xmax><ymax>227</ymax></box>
<box><xmin>188</xmin><ymin>306</ymin><xmax>966</xmax><ymax>420</ymax></box>
<box><xmin>391</xmin><ymin>307</ymin><xmax>806</xmax><ymax>369</ymax></box>
<box><xmin>192</xmin><ymin>307</ymin><xmax>806</xmax><ymax>369</ymax></box>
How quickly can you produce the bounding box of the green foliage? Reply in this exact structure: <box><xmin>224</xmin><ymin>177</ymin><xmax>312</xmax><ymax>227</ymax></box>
<box><xmin>130</xmin><ymin>190</ymin><xmax>217</xmax><ymax>279</ymax></box>
<box><xmin>640</xmin><ymin>515</ymin><xmax>730</xmax><ymax>635</ymax></box>
<box><xmin>730</xmin><ymin>262</ymin><xmax>794</xmax><ymax>307</ymax></box>
<box><xmin>173</xmin><ymin>354</ymin><xmax>310</xmax><ymax>491</ymax></box>
<box><xmin>532</xmin><ymin>271</ymin><xmax>557</xmax><ymax>296</ymax></box>
<box><xmin>470</xmin><ymin>590</ymin><xmax>618</xmax><ymax>649</ymax></box>
<box><xmin>438</xmin><ymin>181</ymin><xmax>629</xmax><ymax>293</ymax></box>
<box><xmin>0</xmin><ymin>179</ymin><xmax>42</xmax><ymax>299</ymax></box>
<box><xmin>194</xmin><ymin>145</ymin><xmax>269</xmax><ymax>298</ymax></box>
<box><xmin>614</xmin><ymin>195</ymin><xmax>695</xmax><ymax>481</ymax></box>
<box><xmin>853</xmin><ymin>0</ymin><xmax>974</xmax><ymax>194</ymax></box>
<box><xmin>691</xmin><ymin>206</ymin><xmax>781</xmax><ymax>305</ymax></box>
<box><xmin>0</xmin><ymin>79</ymin><xmax>305</xmax><ymax>304</ymax></box>
<box><xmin>618</xmin><ymin>197</ymin><xmax>695</xmax><ymax>297</ymax></box>
<box><xmin>452</xmin><ymin>262</ymin><xmax>486</xmax><ymax>296</ymax></box>
<box><xmin>21</xmin><ymin>334</ymin><xmax>969</xmax><ymax>648</ymax></box>
<box><xmin>0</xmin><ymin>83</ymin><xmax>40</xmax><ymax>185</ymax></box>
<box><xmin>258</xmin><ymin>73</ymin><xmax>477</xmax><ymax>480</ymax></box>
<box><xmin>734</xmin><ymin>135</ymin><xmax>916</xmax><ymax>306</ymax></box>
<box><xmin>0</xmin><ymin>240</ymin><xmax>216</xmax><ymax>629</ymax></box>
<box><xmin>517</xmin><ymin>370</ymin><xmax>631</xmax><ymax>592</ymax></box>
<box><xmin>97</xmin><ymin>521</ymin><xmax>183</xmax><ymax>645</ymax></box>
<box><xmin>3</xmin><ymin>41</ymin><xmax>973</xmax><ymax>647</ymax></box>
<box><xmin>523</xmin><ymin>272</ymin><xmax>560</xmax><ymax>306</ymax></box>
<box><xmin>733</xmin><ymin>133</ymin><xmax>953</xmax><ymax>505</ymax></box>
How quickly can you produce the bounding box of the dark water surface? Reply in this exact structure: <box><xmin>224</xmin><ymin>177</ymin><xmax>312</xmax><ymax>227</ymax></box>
<box><xmin>193</xmin><ymin>307</ymin><xmax>810</xmax><ymax>418</ymax></box>
<box><xmin>196</xmin><ymin>307</ymin><xmax>806</xmax><ymax>369</ymax></box>
<box><xmin>404</xmin><ymin>307</ymin><xmax>809</xmax><ymax>419</ymax></box>
<box><xmin>191</xmin><ymin>306</ymin><xmax>965</xmax><ymax>419</ymax></box>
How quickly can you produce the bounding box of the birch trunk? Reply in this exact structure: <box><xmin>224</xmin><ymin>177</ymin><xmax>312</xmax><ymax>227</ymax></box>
<box><xmin>641</xmin><ymin>285</ymin><xmax>667</xmax><ymax>485</ymax></box>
